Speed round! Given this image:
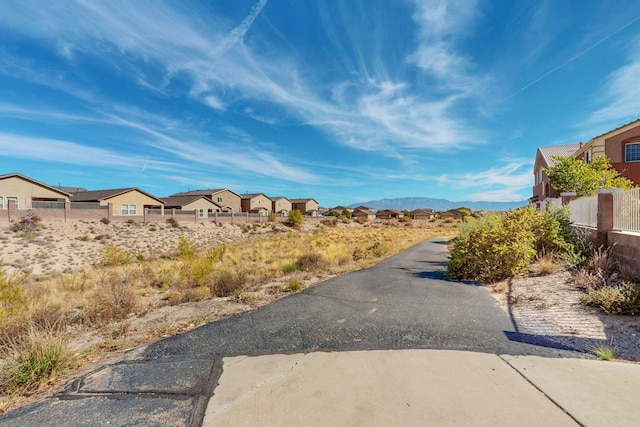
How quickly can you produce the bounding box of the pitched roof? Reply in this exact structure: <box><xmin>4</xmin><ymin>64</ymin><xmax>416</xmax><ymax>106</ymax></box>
<box><xmin>538</xmin><ymin>143</ymin><xmax>581</xmax><ymax>167</ymax></box>
<box><xmin>70</xmin><ymin>187</ymin><xmax>164</xmax><ymax>204</ymax></box>
<box><xmin>269</xmin><ymin>196</ymin><xmax>290</xmax><ymax>201</ymax></box>
<box><xmin>290</xmin><ymin>198</ymin><xmax>317</xmax><ymax>203</ymax></box>
<box><xmin>0</xmin><ymin>173</ymin><xmax>71</xmax><ymax>197</ymax></box>
<box><xmin>170</xmin><ymin>188</ymin><xmax>239</xmax><ymax>197</ymax></box>
<box><xmin>590</xmin><ymin>118</ymin><xmax>640</xmax><ymax>141</ymax></box>
<box><xmin>161</xmin><ymin>195</ymin><xmax>221</xmax><ymax>208</ymax></box>
<box><xmin>240</xmin><ymin>193</ymin><xmax>267</xmax><ymax>199</ymax></box>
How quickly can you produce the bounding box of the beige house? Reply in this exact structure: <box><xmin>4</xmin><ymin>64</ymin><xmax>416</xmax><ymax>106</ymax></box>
<box><xmin>161</xmin><ymin>195</ymin><xmax>222</xmax><ymax>218</ymax></box>
<box><xmin>70</xmin><ymin>188</ymin><xmax>164</xmax><ymax>216</ymax></box>
<box><xmin>376</xmin><ymin>209</ymin><xmax>404</xmax><ymax>219</ymax></box>
<box><xmin>352</xmin><ymin>208</ymin><xmax>376</xmax><ymax>221</ymax></box>
<box><xmin>291</xmin><ymin>198</ymin><xmax>319</xmax><ymax>216</ymax></box>
<box><xmin>573</xmin><ymin>118</ymin><xmax>640</xmax><ymax>186</ymax></box>
<box><xmin>170</xmin><ymin>189</ymin><xmax>241</xmax><ymax>212</ymax></box>
<box><xmin>240</xmin><ymin>193</ymin><xmax>272</xmax><ymax>214</ymax></box>
<box><xmin>270</xmin><ymin>196</ymin><xmax>292</xmax><ymax>215</ymax></box>
<box><xmin>411</xmin><ymin>208</ymin><xmax>435</xmax><ymax>220</ymax></box>
<box><xmin>0</xmin><ymin>173</ymin><xmax>70</xmax><ymax>210</ymax></box>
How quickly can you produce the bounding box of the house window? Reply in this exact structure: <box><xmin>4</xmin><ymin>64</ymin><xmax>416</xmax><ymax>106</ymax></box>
<box><xmin>625</xmin><ymin>143</ymin><xmax>640</xmax><ymax>162</ymax></box>
<box><xmin>0</xmin><ymin>196</ymin><xmax>3</xmax><ymax>210</ymax></box>
<box><xmin>121</xmin><ymin>204</ymin><xmax>129</xmax><ymax>215</ymax></box>
<box><xmin>217</xmin><ymin>197</ymin><xmax>223</xmax><ymax>203</ymax></box>
<box><xmin>199</xmin><ymin>208</ymin><xmax>204</xmax><ymax>217</ymax></box>
<box><xmin>129</xmin><ymin>204</ymin><xmax>137</xmax><ymax>215</ymax></box>
<box><xmin>585</xmin><ymin>150</ymin><xmax>592</xmax><ymax>164</ymax></box>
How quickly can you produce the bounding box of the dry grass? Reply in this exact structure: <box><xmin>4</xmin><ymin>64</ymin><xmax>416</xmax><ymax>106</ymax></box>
<box><xmin>0</xmin><ymin>218</ymin><xmax>457</xmax><ymax>412</ymax></box>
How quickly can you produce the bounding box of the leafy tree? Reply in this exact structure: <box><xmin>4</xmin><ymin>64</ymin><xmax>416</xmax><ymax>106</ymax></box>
<box><xmin>543</xmin><ymin>155</ymin><xmax>636</xmax><ymax>198</ymax></box>
<box><xmin>341</xmin><ymin>209</ymin><xmax>352</xmax><ymax>219</ymax></box>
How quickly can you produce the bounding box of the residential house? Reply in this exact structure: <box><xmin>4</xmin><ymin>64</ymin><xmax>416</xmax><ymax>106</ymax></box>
<box><xmin>269</xmin><ymin>196</ymin><xmax>292</xmax><ymax>215</ymax></box>
<box><xmin>331</xmin><ymin>206</ymin><xmax>353</xmax><ymax>214</ymax></box>
<box><xmin>573</xmin><ymin>119</ymin><xmax>640</xmax><ymax>185</ymax></box>
<box><xmin>438</xmin><ymin>209</ymin><xmax>465</xmax><ymax>221</ymax></box>
<box><xmin>353</xmin><ymin>206</ymin><xmax>375</xmax><ymax>213</ymax></box>
<box><xmin>161</xmin><ymin>195</ymin><xmax>222</xmax><ymax>218</ymax></box>
<box><xmin>290</xmin><ymin>198</ymin><xmax>319</xmax><ymax>216</ymax></box>
<box><xmin>0</xmin><ymin>173</ymin><xmax>70</xmax><ymax>210</ymax></box>
<box><xmin>240</xmin><ymin>193</ymin><xmax>272</xmax><ymax>214</ymax></box>
<box><xmin>352</xmin><ymin>208</ymin><xmax>376</xmax><ymax>221</ymax></box>
<box><xmin>531</xmin><ymin>143</ymin><xmax>581</xmax><ymax>206</ymax></box>
<box><xmin>411</xmin><ymin>208</ymin><xmax>435</xmax><ymax>220</ymax></box>
<box><xmin>376</xmin><ymin>209</ymin><xmax>404</xmax><ymax>219</ymax></box>
<box><xmin>70</xmin><ymin>188</ymin><xmax>164</xmax><ymax>216</ymax></box>
<box><xmin>170</xmin><ymin>189</ymin><xmax>241</xmax><ymax>212</ymax></box>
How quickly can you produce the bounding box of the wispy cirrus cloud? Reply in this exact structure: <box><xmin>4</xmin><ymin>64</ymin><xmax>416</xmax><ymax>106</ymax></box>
<box><xmin>440</xmin><ymin>159</ymin><xmax>533</xmax><ymax>202</ymax></box>
<box><xmin>586</xmin><ymin>39</ymin><xmax>640</xmax><ymax>126</ymax></box>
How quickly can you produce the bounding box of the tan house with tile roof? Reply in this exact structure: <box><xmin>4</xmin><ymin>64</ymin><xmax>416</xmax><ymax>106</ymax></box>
<box><xmin>161</xmin><ymin>195</ymin><xmax>223</xmax><ymax>218</ymax></box>
<box><xmin>573</xmin><ymin>119</ymin><xmax>640</xmax><ymax>186</ymax></box>
<box><xmin>411</xmin><ymin>208</ymin><xmax>435</xmax><ymax>220</ymax></box>
<box><xmin>240</xmin><ymin>193</ymin><xmax>272</xmax><ymax>214</ymax></box>
<box><xmin>376</xmin><ymin>209</ymin><xmax>404</xmax><ymax>219</ymax></box>
<box><xmin>352</xmin><ymin>208</ymin><xmax>376</xmax><ymax>221</ymax></box>
<box><xmin>290</xmin><ymin>198</ymin><xmax>319</xmax><ymax>216</ymax></box>
<box><xmin>531</xmin><ymin>143</ymin><xmax>581</xmax><ymax>204</ymax></box>
<box><xmin>170</xmin><ymin>189</ymin><xmax>241</xmax><ymax>212</ymax></box>
<box><xmin>269</xmin><ymin>196</ymin><xmax>292</xmax><ymax>215</ymax></box>
<box><xmin>70</xmin><ymin>188</ymin><xmax>164</xmax><ymax>216</ymax></box>
<box><xmin>0</xmin><ymin>173</ymin><xmax>70</xmax><ymax>210</ymax></box>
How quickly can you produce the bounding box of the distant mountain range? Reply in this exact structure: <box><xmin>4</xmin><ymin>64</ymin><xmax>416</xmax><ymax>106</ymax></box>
<box><xmin>348</xmin><ymin>197</ymin><xmax>527</xmax><ymax>212</ymax></box>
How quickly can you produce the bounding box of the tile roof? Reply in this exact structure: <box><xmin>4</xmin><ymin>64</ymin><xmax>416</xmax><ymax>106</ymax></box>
<box><xmin>0</xmin><ymin>173</ymin><xmax>71</xmax><ymax>197</ymax></box>
<box><xmin>170</xmin><ymin>189</ymin><xmax>227</xmax><ymax>197</ymax></box>
<box><xmin>70</xmin><ymin>187</ymin><xmax>163</xmax><ymax>204</ymax></box>
<box><xmin>161</xmin><ymin>195</ymin><xmax>219</xmax><ymax>207</ymax></box>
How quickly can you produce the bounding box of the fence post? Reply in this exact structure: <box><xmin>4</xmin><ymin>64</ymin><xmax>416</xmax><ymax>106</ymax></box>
<box><xmin>194</xmin><ymin>210</ymin><xmax>197</xmax><ymax>223</ymax></box>
<box><xmin>108</xmin><ymin>203</ymin><xmax>113</xmax><ymax>222</ymax></box>
<box><xmin>214</xmin><ymin>211</ymin><xmax>218</xmax><ymax>224</ymax></box>
<box><xmin>560</xmin><ymin>192</ymin><xmax>577</xmax><ymax>205</ymax></box>
<box><xmin>246</xmin><ymin>212</ymin><xmax>249</xmax><ymax>223</ymax></box>
<box><xmin>144</xmin><ymin>208</ymin><xmax>148</xmax><ymax>224</ymax></box>
<box><xmin>64</xmin><ymin>201</ymin><xmax>71</xmax><ymax>222</ymax></box>
<box><xmin>596</xmin><ymin>189</ymin><xmax>614</xmax><ymax>247</ymax></box>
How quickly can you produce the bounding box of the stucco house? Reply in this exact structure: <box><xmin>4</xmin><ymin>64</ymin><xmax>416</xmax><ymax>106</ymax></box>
<box><xmin>290</xmin><ymin>198</ymin><xmax>319</xmax><ymax>216</ymax></box>
<box><xmin>269</xmin><ymin>196</ymin><xmax>292</xmax><ymax>215</ymax></box>
<box><xmin>376</xmin><ymin>209</ymin><xmax>404</xmax><ymax>219</ymax></box>
<box><xmin>161</xmin><ymin>195</ymin><xmax>222</xmax><ymax>218</ymax></box>
<box><xmin>411</xmin><ymin>208</ymin><xmax>435</xmax><ymax>220</ymax></box>
<box><xmin>0</xmin><ymin>173</ymin><xmax>70</xmax><ymax>210</ymax></box>
<box><xmin>530</xmin><ymin>143</ymin><xmax>581</xmax><ymax>206</ymax></box>
<box><xmin>69</xmin><ymin>188</ymin><xmax>164</xmax><ymax>216</ymax></box>
<box><xmin>572</xmin><ymin>119</ymin><xmax>640</xmax><ymax>185</ymax></box>
<box><xmin>240</xmin><ymin>193</ymin><xmax>272</xmax><ymax>214</ymax></box>
<box><xmin>352</xmin><ymin>208</ymin><xmax>376</xmax><ymax>221</ymax></box>
<box><xmin>170</xmin><ymin>189</ymin><xmax>241</xmax><ymax>213</ymax></box>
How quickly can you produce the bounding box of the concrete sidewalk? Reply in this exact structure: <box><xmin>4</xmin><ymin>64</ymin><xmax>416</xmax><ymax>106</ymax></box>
<box><xmin>204</xmin><ymin>349</ymin><xmax>640</xmax><ymax>427</ymax></box>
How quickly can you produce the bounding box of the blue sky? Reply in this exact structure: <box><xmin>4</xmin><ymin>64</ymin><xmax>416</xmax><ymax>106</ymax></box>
<box><xmin>1</xmin><ymin>0</ymin><xmax>640</xmax><ymax>207</ymax></box>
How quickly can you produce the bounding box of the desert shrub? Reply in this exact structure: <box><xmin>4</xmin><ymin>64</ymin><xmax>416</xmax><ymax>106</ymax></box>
<box><xmin>166</xmin><ymin>217</ymin><xmax>179</xmax><ymax>228</ymax></box>
<box><xmin>354</xmin><ymin>217</ymin><xmax>367</xmax><ymax>224</ymax></box>
<box><xmin>0</xmin><ymin>271</ymin><xmax>27</xmax><ymax>319</ymax></box>
<box><xmin>11</xmin><ymin>213</ymin><xmax>42</xmax><ymax>233</ymax></box>
<box><xmin>287</xmin><ymin>280</ymin><xmax>301</xmax><ymax>292</ymax></box>
<box><xmin>352</xmin><ymin>247</ymin><xmax>366</xmax><ymax>261</ymax></box>
<box><xmin>0</xmin><ymin>328</ymin><xmax>74</xmax><ymax>395</ymax></box>
<box><xmin>321</xmin><ymin>218</ymin><xmax>338</xmax><ymax>227</ymax></box>
<box><xmin>447</xmin><ymin>206</ymin><xmax>578</xmax><ymax>282</ymax></box>
<box><xmin>99</xmin><ymin>217</ymin><xmax>110</xmax><ymax>225</ymax></box>
<box><xmin>267</xmin><ymin>211</ymin><xmax>277</xmax><ymax>222</ymax></box>
<box><xmin>98</xmin><ymin>246</ymin><xmax>132</xmax><ymax>267</ymax></box>
<box><xmin>581</xmin><ymin>282</ymin><xmax>640</xmax><ymax>314</ymax></box>
<box><xmin>82</xmin><ymin>279</ymin><xmax>138</xmax><ymax>325</ymax></box>
<box><xmin>288</xmin><ymin>210</ymin><xmax>304</xmax><ymax>228</ymax></box>
<box><xmin>296</xmin><ymin>253</ymin><xmax>327</xmax><ymax>271</ymax></box>
<box><xmin>209</xmin><ymin>269</ymin><xmax>247</xmax><ymax>297</ymax></box>
<box><xmin>176</xmin><ymin>236</ymin><xmax>198</xmax><ymax>260</ymax></box>
<box><xmin>282</xmin><ymin>264</ymin><xmax>300</xmax><ymax>274</ymax></box>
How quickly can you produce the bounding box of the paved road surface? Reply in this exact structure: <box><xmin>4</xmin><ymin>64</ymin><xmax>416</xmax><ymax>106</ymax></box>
<box><xmin>0</xmin><ymin>237</ymin><xmax>582</xmax><ymax>426</ymax></box>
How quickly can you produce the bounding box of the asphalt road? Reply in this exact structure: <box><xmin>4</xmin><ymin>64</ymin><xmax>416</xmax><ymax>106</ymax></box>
<box><xmin>0</xmin><ymin>237</ymin><xmax>581</xmax><ymax>427</ymax></box>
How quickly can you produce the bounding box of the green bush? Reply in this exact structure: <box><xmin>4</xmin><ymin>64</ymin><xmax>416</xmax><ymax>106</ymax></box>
<box><xmin>582</xmin><ymin>282</ymin><xmax>640</xmax><ymax>314</ymax></box>
<box><xmin>447</xmin><ymin>206</ymin><xmax>579</xmax><ymax>282</ymax></box>
<box><xmin>288</xmin><ymin>210</ymin><xmax>304</xmax><ymax>228</ymax></box>
<box><xmin>98</xmin><ymin>246</ymin><xmax>132</xmax><ymax>267</ymax></box>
